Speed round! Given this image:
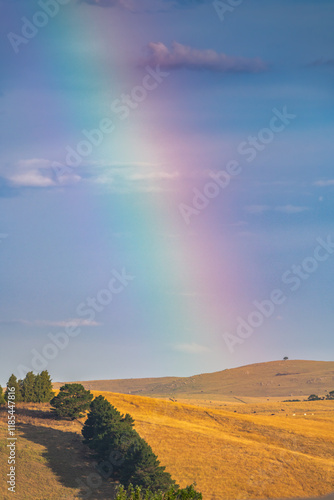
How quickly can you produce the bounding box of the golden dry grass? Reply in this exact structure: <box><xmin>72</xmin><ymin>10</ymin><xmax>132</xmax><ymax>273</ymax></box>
<box><xmin>0</xmin><ymin>404</ymin><xmax>117</xmax><ymax>499</ymax></box>
<box><xmin>0</xmin><ymin>393</ymin><xmax>333</xmax><ymax>500</ymax></box>
<box><xmin>91</xmin><ymin>391</ymin><xmax>334</xmax><ymax>500</ymax></box>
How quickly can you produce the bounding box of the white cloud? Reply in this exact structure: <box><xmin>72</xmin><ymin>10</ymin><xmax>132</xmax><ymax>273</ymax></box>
<box><xmin>3</xmin><ymin>159</ymin><xmax>179</xmax><ymax>193</ymax></box>
<box><xmin>173</xmin><ymin>342</ymin><xmax>211</xmax><ymax>354</ymax></box>
<box><xmin>10</xmin><ymin>172</ymin><xmax>55</xmax><ymax>188</ymax></box>
<box><xmin>4</xmin><ymin>159</ymin><xmax>81</xmax><ymax>188</ymax></box>
<box><xmin>92</xmin><ymin>163</ymin><xmax>180</xmax><ymax>192</ymax></box>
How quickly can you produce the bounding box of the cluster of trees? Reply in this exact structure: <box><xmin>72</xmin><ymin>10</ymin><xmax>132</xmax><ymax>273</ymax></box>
<box><xmin>0</xmin><ymin>371</ymin><xmax>54</xmax><ymax>404</ymax></box>
<box><xmin>0</xmin><ymin>376</ymin><xmax>201</xmax><ymax>497</ymax></box>
<box><xmin>50</xmin><ymin>384</ymin><xmax>201</xmax><ymax>498</ymax></box>
<box><xmin>308</xmin><ymin>391</ymin><xmax>334</xmax><ymax>401</ymax></box>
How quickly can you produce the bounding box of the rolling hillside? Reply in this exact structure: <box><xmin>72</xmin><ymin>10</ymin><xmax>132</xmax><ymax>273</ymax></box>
<box><xmin>1</xmin><ymin>395</ymin><xmax>334</xmax><ymax>499</ymax></box>
<box><xmin>54</xmin><ymin>360</ymin><xmax>334</xmax><ymax>399</ymax></box>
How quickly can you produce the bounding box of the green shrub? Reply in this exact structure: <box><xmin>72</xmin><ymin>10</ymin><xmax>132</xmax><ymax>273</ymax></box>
<box><xmin>115</xmin><ymin>484</ymin><xmax>202</xmax><ymax>500</ymax></box>
<box><xmin>51</xmin><ymin>383</ymin><xmax>93</xmax><ymax>419</ymax></box>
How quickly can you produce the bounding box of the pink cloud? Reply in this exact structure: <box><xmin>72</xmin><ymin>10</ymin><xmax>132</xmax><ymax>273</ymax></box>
<box><xmin>142</xmin><ymin>41</ymin><xmax>268</xmax><ymax>73</ymax></box>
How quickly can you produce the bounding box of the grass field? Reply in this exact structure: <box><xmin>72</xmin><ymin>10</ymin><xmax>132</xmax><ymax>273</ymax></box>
<box><xmin>1</xmin><ymin>392</ymin><xmax>333</xmax><ymax>500</ymax></box>
<box><xmin>0</xmin><ymin>404</ymin><xmax>117</xmax><ymax>499</ymax></box>
<box><xmin>94</xmin><ymin>392</ymin><xmax>334</xmax><ymax>500</ymax></box>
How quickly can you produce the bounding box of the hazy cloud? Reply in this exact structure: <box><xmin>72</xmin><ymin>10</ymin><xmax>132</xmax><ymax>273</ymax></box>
<box><xmin>310</xmin><ymin>58</ymin><xmax>334</xmax><ymax>68</ymax></box>
<box><xmin>173</xmin><ymin>342</ymin><xmax>211</xmax><ymax>354</ymax></box>
<box><xmin>314</xmin><ymin>179</ymin><xmax>334</xmax><ymax>187</ymax></box>
<box><xmin>245</xmin><ymin>205</ymin><xmax>270</xmax><ymax>214</ymax></box>
<box><xmin>0</xmin><ymin>318</ymin><xmax>101</xmax><ymax>327</ymax></box>
<box><xmin>275</xmin><ymin>205</ymin><xmax>309</xmax><ymax>214</ymax></box>
<box><xmin>246</xmin><ymin>204</ymin><xmax>309</xmax><ymax>215</ymax></box>
<box><xmin>142</xmin><ymin>41</ymin><xmax>268</xmax><ymax>73</ymax></box>
<box><xmin>81</xmin><ymin>0</ymin><xmax>208</xmax><ymax>11</ymax></box>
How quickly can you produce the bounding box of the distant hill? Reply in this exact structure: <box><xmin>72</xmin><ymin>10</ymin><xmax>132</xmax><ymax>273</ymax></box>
<box><xmin>54</xmin><ymin>359</ymin><xmax>334</xmax><ymax>399</ymax></box>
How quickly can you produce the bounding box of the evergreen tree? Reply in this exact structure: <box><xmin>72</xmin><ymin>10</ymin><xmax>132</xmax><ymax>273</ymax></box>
<box><xmin>82</xmin><ymin>395</ymin><xmax>135</xmax><ymax>459</ymax></box>
<box><xmin>82</xmin><ymin>396</ymin><xmax>176</xmax><ymax>492</ymax></box>
<box><xmin>120</xmin><ymin>437</ymin><xmax>176</xmax><ymax>491</ymax></box>
<box><xmin>5</xmin><ymin>374</ymin><xmax>23</xmax><ymax>402</ymax></box>
<box><xmin>22</xmin><ymin>371</ymin><xmax>37</xmax><ymax>402</ymax></box>
<box><xmin>34</xmin><ymin>371</ymin><xmax>54</xmax><ymax>402</ymax></box>
<box><xmin>50</xmin><ymin>383</ymin><xmax>93</xmax><ymax>420</ymax></box>
<box><xmin>18</xmin><ymin>379</ymin><xmax>24</xmax><ymax>395</ymax></box>
<box><xmin>34</xmin><ymin>374</ymin><xmax>43</xmax><ymax>402</ymax></box>
<box><xmin>0</xmin><ymin>385</ymin><xmax>5</xmax><ymax>405</ymax></box>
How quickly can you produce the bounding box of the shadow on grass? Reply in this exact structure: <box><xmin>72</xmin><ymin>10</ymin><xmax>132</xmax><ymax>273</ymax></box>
<box><xmin>15</xmin><ymin>404</ymin><xmax>53</xmax><ymax>420</ymax></box>
<box><xmin>18</xmin><ymin>422</ymin><xmax>117</xmax><ymax>499</ymax></box>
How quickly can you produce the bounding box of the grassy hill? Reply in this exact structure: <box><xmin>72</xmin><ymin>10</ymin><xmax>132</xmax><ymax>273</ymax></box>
<box><xmin>95</xmin><ymin>392</ymin><xmax>334</xmax><ymax>500</ymax></box>
<box><xmin>54</xmin><ymin>360</ymin><xmax>334</xmax><ymax>399</ymax></box>
<box><xmin>1</xmin><ymin>392</ymin><xmax>333</xmax><ymax>499</ymax></box>
<box><xmin>0</xmin><ymin>403</ymin><xmax>117</xmax><ymax>499</ymax></box>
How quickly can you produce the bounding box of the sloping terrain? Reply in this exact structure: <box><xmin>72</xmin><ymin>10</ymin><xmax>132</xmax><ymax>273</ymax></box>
<box><xmin>0</xmin><ymin>404</ymin><xmax>117</xmax><ymax>499</ymax></box>
<box><xmin>91</xmin><ymin>391</ymin><xmax>334</xmax><ymax>500</ymax></box>
<box><xmin>0</xmin><ymin>395</ymin><xmax>334</xmax><ymax>499</ymax></box>
<box><xmin>54</xmin><ymin>360</ymin><xmax>334</xmax><ymax>399</ymax></box>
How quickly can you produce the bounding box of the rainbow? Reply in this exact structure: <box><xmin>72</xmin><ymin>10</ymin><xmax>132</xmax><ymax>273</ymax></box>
<box><xmin>6</xmin><ymin>0</ymin><xmax>257</xmax><ymax>370</ymax></box>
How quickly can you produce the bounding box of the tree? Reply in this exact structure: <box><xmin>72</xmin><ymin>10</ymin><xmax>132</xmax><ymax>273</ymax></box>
<box><xmin>34</xmin><ymin>371</ymin><xmax>54</xmax><ymax>402</ymax></box>
<box><xmin>82</xmin><ymin>396</ymin><xmax>176</xmax><ymax>492</ymax></box>
<box><xmin>119</xmin><ymin>436</ymin><xmax>176</xmax><ymax>491</ymax></box>
<box><xmin>51</xmin><ymin>383</ymin><xmax>93</xmax><ymax>420</ymax></box>
<box><xmin>0</xmin><ymin>385</ymin><xmax>5</xmax><ymax>405</ymax></box>
<box><xmin>326</xmin><ymin>390</ymin><xmax>334</xmax><ymax>400</ymax></box>
<box><xmin>283</xmin><ymin>357</ymin><xmax>289</xmax><ymax>361</ymax></box>
<box><xmin>82</xmin><ymin>395</ymin><xmax>135</xmax><ymax>459</ymax></box>
<box><xmin>5</xmin><ymin>374</ymin><xmax>23</xmax><ymax>402</ymax></box>
<box><xmin>308</xmin><ymin>394</ymin><xmax>321</xmax><ymax>401</ymax></box>
<box><xmin>22</xmin><ymin>371</ymin><xmax>37</xmax><ymax>402</ymax></box>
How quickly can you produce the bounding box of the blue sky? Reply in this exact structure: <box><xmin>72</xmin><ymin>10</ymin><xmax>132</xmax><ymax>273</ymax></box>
<box><xmin>0</xmin><ymin>0</ymin><xmax>333</xmax><ymax>384</ymax></box>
